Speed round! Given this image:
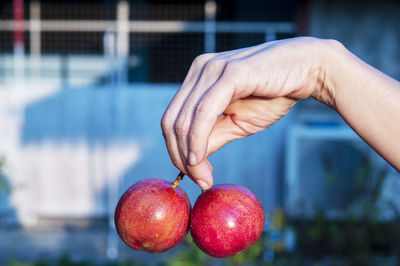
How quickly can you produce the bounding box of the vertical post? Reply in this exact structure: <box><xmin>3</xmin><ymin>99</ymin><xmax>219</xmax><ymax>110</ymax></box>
<box><xmin>103</xmin><ymin>34</ymin><xmax>119</xmax><ymax>259</ymax></box>
<box><xmin>116</xmin><ymin>0</ymin><xmax>129</xmax><ymax>86</ymax></box>
<box><xmin>285</xmin><ymin>127</ymin><xmax>300</xmax><ymax>217</ymax></box>
<box><xmin>60</xmin><ymin>54</ymin><xmax>68</xmax><ymax>88</ymax></box>
<box><xmin>105</xmin><ymin>85</ymin><xmax>119</xmax><ymax>260</ymax></box>
<box><xmin>103</xmin><ymin>31</ymin><xmax>117</xmax><ymax>86</ymax></box>
<box><xmin>105</xmin><ymin>1</ymin><xmax>129</xmax><ymax>260</ymax></box>
<box><xmin>30</xmin><ymin>1</ymin><xmax>41</xmax><ymax>80</ymax></box>
<box><xmin>12</xmin><ymin>0</ymin><xmax>38</xmax><ymax>227</ymax></box>
<box><xmin>265</xmin><ymin>30</ymin><xmax>277</xmax><ymax>43</ymax></box>
<box><xmin>13</xmin><ymin>0</ymin><xmax>25</xmax><ymax>83</ymax></box>
<box><xmin>204</xmin><ymin>0</ymin><xmax>216</xmax><ymax>53</ymax></box>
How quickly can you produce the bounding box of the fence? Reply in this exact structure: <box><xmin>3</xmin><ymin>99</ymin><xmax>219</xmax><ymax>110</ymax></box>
<box><xmin>0</xmin><ymin>0</ymin><xmax>297</xmax><ymax>85</ymax></box>
<box><xmin>0</xmin><ymin>1</ymin><xmax>297</xmax><ymax>259</ymax></box>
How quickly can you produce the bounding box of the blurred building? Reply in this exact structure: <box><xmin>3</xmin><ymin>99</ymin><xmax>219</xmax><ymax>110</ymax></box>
<box><xmin>0</xmin><ymin>0</ymin><xmax>399</xmax><ymax>262</ymax></box>
<box><xmin>0</xmin><ymin>0</ymin><xmax>299</xmax><ymax>222</ymax></box>
<box><xmin>0</xmin><ymin>0</ymin><xmax>297</xmax><ymax>85</ymax></box>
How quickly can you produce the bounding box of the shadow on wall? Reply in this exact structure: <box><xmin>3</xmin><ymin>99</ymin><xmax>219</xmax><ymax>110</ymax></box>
<box><xmin>18</xmin><ymin>84</ymin><xmax>289</xmax><ymax>219</ymax></box>
<box><xmin>0</xmin><ymin>85</ymin><xmax>189</xmax><ymax>262</ymax></box>
<box><xmin>19</xmin><ymin>85</ymin><xmax>189</xmax><ymax>218</ymax></box>
<box><xmin>5</xmin><ymin>84</ymin><xmax>288</xmax><ymax>263</ymax></box>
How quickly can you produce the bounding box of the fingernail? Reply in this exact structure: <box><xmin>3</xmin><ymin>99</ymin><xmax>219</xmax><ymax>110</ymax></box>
<box><xmin>188</xmin><ymin>151</ymin><xmax>197</xmax><ymax>165</ymax></box>
<box><xmin>197</xmin><ymin>180</ymin><xmax>209</xmax><ymax>190</ymax></box>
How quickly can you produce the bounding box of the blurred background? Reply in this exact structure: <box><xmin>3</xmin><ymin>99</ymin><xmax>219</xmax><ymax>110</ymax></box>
<box><xmin>0</xmin><ymin>0</ymin><xmax>399</xmax><ymax>265</ymax></box>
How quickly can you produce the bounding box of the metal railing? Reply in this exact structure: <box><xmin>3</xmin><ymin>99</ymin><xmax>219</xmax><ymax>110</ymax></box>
<box><xmin>0</xmin><ymin>1</ymin><xmax>296</xmax><ymax>85</ymax></box>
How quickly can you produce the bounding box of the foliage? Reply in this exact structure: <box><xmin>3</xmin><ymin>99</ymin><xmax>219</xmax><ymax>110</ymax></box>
<box><xmin>0</xmin><ymin>158</ymin><xmax>11</xmax><ymax>194</ymax></box>
<box><xmin>166</xmin><ymin>234</ymin><xmax>264</xmax><ymax>266</ymax></box>
<box><xmin>226</xmin><ymin>235</ymin><xmax>264</xmax><ymax>266</ymax></box>
<box><xmin>166</xmin><ymin>235</ymin><xmax>208</xmax><ymax>266</ymax></box>
<box><xmin>5</xmin><ymin>142</ymin><xmax>400</xmax><ymax>265</ymax></box>
<box><xmin>321</xmin><ymin>142</ymin><xmax>390</xmax><ymax>216</ymax></box>
<box><xmin>290</xmin><ymin>143</ymin><xmax>400</xmax><ymax>262</ymax></box>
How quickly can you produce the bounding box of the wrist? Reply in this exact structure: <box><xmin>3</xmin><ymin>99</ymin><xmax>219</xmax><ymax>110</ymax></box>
<box><xmin>310</xmin><ymin>38</ymin><xmax>348</xmax><ymax>110</ymax></box>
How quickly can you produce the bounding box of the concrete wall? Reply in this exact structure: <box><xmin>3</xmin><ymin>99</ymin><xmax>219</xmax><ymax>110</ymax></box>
<box><xmin>281</xmin><ymin>0</ymin><xmax>400</xmax><ymax>218</ymax></box>
<box><xmin>310</xmin><ymin>0</ymin><xmax>400</xmax><ymax>80</ymax></box>
<box><xmin>2</xmin><ymin>0</ymin><xmax>399</xmax><ymax>225</ymax></box>
<box><xmin>0</xmin><ymin>84</ymin><xmax>292</xmax><ymax>225</ymax></box>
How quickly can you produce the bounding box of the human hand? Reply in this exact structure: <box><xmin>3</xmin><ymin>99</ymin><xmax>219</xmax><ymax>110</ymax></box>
<box><xmin>161</xmin><ymin>37</ymin><xmax>332</xmax><ymax>190</ymax></box>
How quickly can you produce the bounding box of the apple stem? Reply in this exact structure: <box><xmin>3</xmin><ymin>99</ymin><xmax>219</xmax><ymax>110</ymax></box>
<box><xmin>171</xmin><ymin>172</ymin><xmax>185</xmax><ymax>188</ymax></box>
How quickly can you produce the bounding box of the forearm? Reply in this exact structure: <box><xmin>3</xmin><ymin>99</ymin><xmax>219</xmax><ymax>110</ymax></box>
<box><xmin>323</xmin><ymin>40</ymin><xmax>400</xmax><ymax>171</ymax></box>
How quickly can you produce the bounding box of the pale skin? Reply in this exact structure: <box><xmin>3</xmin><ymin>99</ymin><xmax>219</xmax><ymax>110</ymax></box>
<box><xmin>161</xmin><ymin>37</ymin><xmax>400</xmax><ymax>190</ymax></box>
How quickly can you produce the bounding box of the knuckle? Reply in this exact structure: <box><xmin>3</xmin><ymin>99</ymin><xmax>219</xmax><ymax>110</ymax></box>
<box><xmin>195</xmin><ymin>100</ymin><xmax>211</xmax><ymax>118</ymax></box>
<box><xmin>193</xmin><ymin>53</ymin><xmax>215</xmax><ymax>68</ymax></box>
<box><xmin>225</xmin><ymin>60</ymin><xmax>241</xmax><ymax>74</ymax></box>
<box><xmin>188</xmin><ymin>131</ymin><xmax>202</xmax><ymax>146</ymax></box>
<box><xmin>326</xmin><ymin>39</ymin><xmax>344</xmax><ymax>50</ymax></box>
<box><xmin>206</xmin><ymin>58</ymin><xmax>227</xmax><ymax>71</ymax></box>
<box><xmin>174</xmin><ymin>117</ymin><xmax>189</xmax><ymax>137</ymax></box>
<box><xmin>161</xmin><ymin>112</ymin><xmax>173</xmax><ymax>133</ymax></box>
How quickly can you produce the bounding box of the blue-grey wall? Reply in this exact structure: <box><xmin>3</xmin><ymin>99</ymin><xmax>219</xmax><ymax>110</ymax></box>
<box><xmin>5</xmin><ymin>84</ymin><xmax>292</xmax><ymax>222</ymax></box>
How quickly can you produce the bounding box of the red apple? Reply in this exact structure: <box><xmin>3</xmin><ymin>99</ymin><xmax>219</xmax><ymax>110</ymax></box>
<box><xmin>190</xmin><ymin>184</ymin><xmax>264</xmax><ymax>258</ymax></box>
<box><xmin>114</xmin><ymin>178</ymin><xmax>190</xmax><ymax>253</ymax></box>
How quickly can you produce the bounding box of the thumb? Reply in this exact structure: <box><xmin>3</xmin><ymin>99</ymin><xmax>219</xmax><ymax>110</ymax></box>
<box><xmin>206</xmin><ymin>96</ymin><xmax>298</xmax><ymax>156</ymax></box>
<box><xmin>206</xmin><ymin>114</ymin><xmax>244</xmax><ymax>157</ymax></box>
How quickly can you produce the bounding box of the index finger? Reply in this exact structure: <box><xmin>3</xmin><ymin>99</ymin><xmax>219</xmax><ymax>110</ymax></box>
<box><xmin>188</xmin><ymin>70</ymin><xmax>250</xmax><ymax>166</ymax></box>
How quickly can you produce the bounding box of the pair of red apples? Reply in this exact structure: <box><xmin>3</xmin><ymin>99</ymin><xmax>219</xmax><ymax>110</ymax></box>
<box><xmin>114</xmin><ymin>172</ymin><xmax>265</xmax><ymax>258</ymax></box>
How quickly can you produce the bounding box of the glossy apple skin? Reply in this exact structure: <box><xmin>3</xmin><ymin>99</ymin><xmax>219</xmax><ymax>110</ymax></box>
<box><xmin>114</xmin><ymin>179</ymin><xmax>191</xmax><ymax>253</ymax></box>
<box><xmin>190</xmin><ymin>184</ymin><xmax>264</xmax><ymax>258</ymax></box>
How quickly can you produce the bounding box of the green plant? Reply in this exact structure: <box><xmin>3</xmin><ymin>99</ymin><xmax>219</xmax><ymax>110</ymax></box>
<box><xmin>321</xmin><ymin>142</ymin><xmax>389</xmax><ymax>219</ymax></box>
<box><xmin>167</xmin><ymin>234</ymin><xmax>265</xmax><ymax>266</ymax></box>
<box><xmin>166</xmin><ymin>235</ymin><xmax>209</xmax><ymax>266</ymax></box>
<box><xmin>227</xmin><ymin>237</ymin><xmax>264</xmax><ymax>266</ymax></box>
<box><xmin>0</xmin><ymin>158</ymin><xmax>11</xmax><ymax>194</ymax></box>
<box><xmin>293</xmin><ymin>143</ymin><xmax>400</xmax><ymax>261</ymax></box>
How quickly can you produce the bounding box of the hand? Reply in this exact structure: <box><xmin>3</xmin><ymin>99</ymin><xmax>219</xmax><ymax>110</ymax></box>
<box><xmin>161</xmin><ymin>37</ymin><xmax>332</xmax><ymax>190</ymax></box>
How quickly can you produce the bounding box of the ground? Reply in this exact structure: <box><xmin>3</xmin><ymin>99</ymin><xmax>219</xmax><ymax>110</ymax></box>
<box><xmin>0</xmin><ymin>218</ymin><xmax>177</xmax><ymax>265</ymax></box>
